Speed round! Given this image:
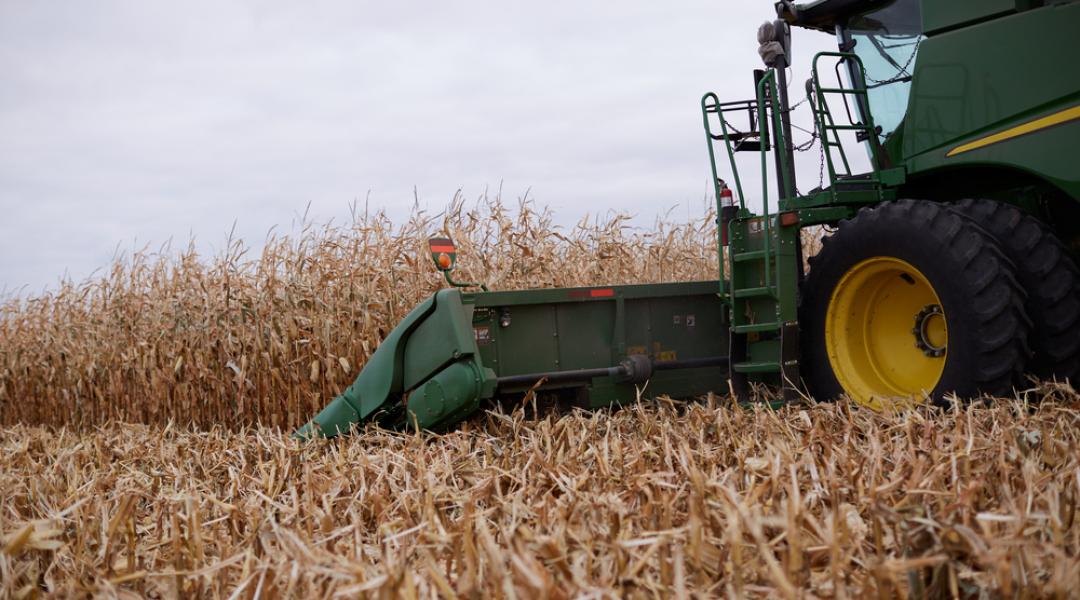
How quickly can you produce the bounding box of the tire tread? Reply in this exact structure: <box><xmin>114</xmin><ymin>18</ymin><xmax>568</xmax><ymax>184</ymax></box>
<box><xmin>949</xmin><ymin>199</ymin><xmax>1080</xmax><ymax>384</ymax></box>
<box><xmin>802</xmin><ymin>199</ymin><xmax>1030</xmax><ymax>401</ymax></box>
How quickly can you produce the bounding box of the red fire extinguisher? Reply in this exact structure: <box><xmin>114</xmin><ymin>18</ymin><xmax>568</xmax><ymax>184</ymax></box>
<box><xmin>719</xmin><ymin>183</ymin><xmax>736</xmax><ymax>246</ymax></box>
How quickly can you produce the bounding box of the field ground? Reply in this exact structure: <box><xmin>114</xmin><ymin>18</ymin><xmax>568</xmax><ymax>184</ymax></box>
<box><xmin>3</xmin><ymin>385</ymin><xmax>1079</xmax><ymax>598</ymax></box>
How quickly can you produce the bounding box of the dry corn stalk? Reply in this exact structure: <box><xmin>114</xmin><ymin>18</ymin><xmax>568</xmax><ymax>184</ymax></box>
<box><xmin>0</xmin><ymin>194</ymin><xmax>719</xmax><ymax>431</ymax></box>
<box><xmin>1</xmin><ymin>388</ymin><xmax>1078</xmax><ymax>597</ymax></box>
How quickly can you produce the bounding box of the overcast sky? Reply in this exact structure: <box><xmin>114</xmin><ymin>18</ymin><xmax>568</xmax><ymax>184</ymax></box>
<box><xmin>0</xmin><ymin>1</ymin><xmax>850</xmax><ymax>294</ymax></box>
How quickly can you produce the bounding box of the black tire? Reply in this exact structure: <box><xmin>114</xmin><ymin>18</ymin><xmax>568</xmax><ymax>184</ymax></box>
<box><xmin>800</xmin><ymin>199</ymin><xmax>1031</xmax><ymax>403</ymax></box>
<box><xmin>949</xmin><ymin>199</ymin><xmax>1080</xmax><ymax>386</ymax></box>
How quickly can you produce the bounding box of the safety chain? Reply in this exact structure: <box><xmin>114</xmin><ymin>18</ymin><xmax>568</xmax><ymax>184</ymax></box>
<box><xmin>783</xmin><ymin>95</ymin><xmax>810</xmax><ymax>114</ymax></box>
<box><xmin>862</xmin><ymin>38</ymin><xmax>922</xmax><ymax>86</ymax></box>
<box><xmin>817</xmin><ymin>132</ymin><xmax>826</xmax><ymax>190</ymax></box>
<box><xmin>715</xmin><ymin>83</ymin><xmax>825</xmax><ymax>193</ymax></box>
<box><xmin>721</xmin><ymin>117</ymin><xmax>744</xmax><ymax>137</ymax></box>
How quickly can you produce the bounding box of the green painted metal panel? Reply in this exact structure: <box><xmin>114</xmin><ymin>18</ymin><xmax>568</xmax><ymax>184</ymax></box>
<box><xmin>295</xmin><ymin>289</ymin><xmax>498</xmax><ymax>438</ymax></box>
<box><xmin>493</xmin><ymin>304</ymin><xmax>560</xmax><ymax>375</ymax></box>
<box><xmin>469</xmin><ymin>280</ymin><xmax>722</xmax><ymax>307</ymax></box>
<box><xmin>642</xmin><ymin>295</ymin><xmax>727</xmax><ymax>361</ymax></box>
<box><xmin>468</xmin><ymin>280</ymin><xmax>728</xmax><ymax>383</ymax></box>
<box><xmin>622</xmin><ymin>299</ymin><xmax>652</xmax><ymax>360</ymax></box>
<box><xmin>407</xmin><ymin>360</ymin><xmax>481</xmax><ymax>429</ymax></box>
<box><xmin>467</xmin><ymin>281</ymin><xmax>730</xmax><ymax>403</ymax></box>
<box><xmin>402</xmin><ymin>291</ymin><xmax>476</xmax><ymax>390</ymax></box>
<box><xmin>480</xmin><ymin>291</ymin><xmax>728</xmax><ymax>379</ymax></box>
<box><xmin>727</xmin><ymin>217</ymin><xmax>799</xmax><ymax>329</ymax></box>
<box><xmin>334</xmin><ymin>293</ymin><xmax>436</xmax><ymax>418</ymax></box>
<box><xmin>922</xmin><ymin>0</ymin><xmax>1021</xmax><ymax>35</ymax></box>
<box><xmin>902</xmin><ymin>3</ymin><xmax>1080</xmax><ymax>201</ymax></box>
<box><xmin>748</xmin><ymin>339</ymin><xmax>781</xmax><ymax>365</ymax></box>
<box><xmin>294</xmin><ymin>294</ymin><xmax>438</xmax><ymax>438</ymax></box>
<box><xmin>471</xmin><ymin>307</ymin><xmax>499</xmax><ymax>374</ymax></box>
<box><xmin>555</xmin><ymin>302</ymin><xmax>616</xmax><ymax>369</ymax></box>
<box><xmin>584</xmin><ymin>367</ymin><xmax>731</xmax><ymax>408</ymax></box>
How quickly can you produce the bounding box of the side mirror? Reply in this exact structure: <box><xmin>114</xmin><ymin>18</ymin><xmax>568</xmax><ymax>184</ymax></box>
<box><xmin>428</xmin><ymin>237</ymin><xmax>457</xmax><ymax>272</ymax></box>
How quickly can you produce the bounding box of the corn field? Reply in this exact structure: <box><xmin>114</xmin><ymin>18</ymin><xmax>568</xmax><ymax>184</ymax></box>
<box><xmin>0</xmin><ymin>195</ymin><xmax>723</xmax><ymax>431</ymax></box>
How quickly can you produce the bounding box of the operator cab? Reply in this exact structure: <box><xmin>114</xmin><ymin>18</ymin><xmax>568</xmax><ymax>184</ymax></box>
<box><xmin>781</xmin><ymin>0</ymin><xmax>924</xmax><ymax>161</ymax></box>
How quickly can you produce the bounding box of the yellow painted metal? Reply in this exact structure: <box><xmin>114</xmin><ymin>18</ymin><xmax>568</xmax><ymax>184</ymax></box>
<box><xmin>825</xmin><ymin>257</ymin><xmax>947</xmax><ymax>409</ymax></box>
<box><xmin>946</xmin><ymin>104</ymin><xmax>1080</xmax><ymax>157</ymax></box>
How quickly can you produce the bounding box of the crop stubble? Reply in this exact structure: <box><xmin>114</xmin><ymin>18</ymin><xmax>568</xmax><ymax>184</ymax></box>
<box><xmin>2</xmin><ymin>392</ymin><xmax>1079</xmax><ymax>598</ymax></box>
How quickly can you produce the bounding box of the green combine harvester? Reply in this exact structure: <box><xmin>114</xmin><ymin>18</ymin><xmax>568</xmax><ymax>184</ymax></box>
<box><xmin>296</xmin><ymin>0</ymin><xmax>1080</xmax><ymax>438</ymax></box>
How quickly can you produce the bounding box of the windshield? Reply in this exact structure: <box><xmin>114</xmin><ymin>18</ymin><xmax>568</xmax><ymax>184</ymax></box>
<box><xmin>845</xmin><ymin>0</ymin><xmax>924</xmax><ymax>142</ymax></box>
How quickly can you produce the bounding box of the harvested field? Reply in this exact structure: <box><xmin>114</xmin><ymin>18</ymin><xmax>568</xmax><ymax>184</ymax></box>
<box><xmin>3</xmin><ymin>389</ymin><xmax>1079</xmax><ymax>598</ymax></box>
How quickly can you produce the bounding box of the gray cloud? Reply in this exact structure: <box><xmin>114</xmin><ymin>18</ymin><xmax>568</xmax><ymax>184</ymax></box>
<box><xmin>0</xmin><ymin>1</ymin><xmax>855</xmax><ymax>294</ymax></box>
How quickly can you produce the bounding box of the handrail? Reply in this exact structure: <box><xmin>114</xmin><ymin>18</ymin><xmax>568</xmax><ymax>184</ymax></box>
<box><xmin>752</xmin><ymin>69</ymin><xmax>792</xmax><ymax>299</ymax></box>
<box><xmin>700</xmin><ymin>93</ymin><xmax>748</xmax><ymax>210</ymax></box>
<box><xmin>700</xmin><ymin>93</ymin><xmax>728</xmax><ymax>298</ymax></box>
<box><xmin>762</xmin><ymin>72</ymin><xmax>795</xmax><ymax>211</ymax></box>
<box><xmin>701</xmin><ymin>72</ymin><xmax>794</xmax><ymax>303</ymax></box>
<box><xmin>811</xmin><ymin>51</ymin><xmax>885</xmax><ymax>200</ymax></box>
<box><xmin>701</xmin><ymin>94</ymin><xmax>760</xmax><ymax>299</ymax></box>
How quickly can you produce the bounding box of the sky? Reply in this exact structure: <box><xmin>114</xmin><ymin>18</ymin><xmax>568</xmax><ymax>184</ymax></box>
<box><xmin>0</xmin><ymin>1</ymin><xmax>854</xmax><ymax>295</ymax></box>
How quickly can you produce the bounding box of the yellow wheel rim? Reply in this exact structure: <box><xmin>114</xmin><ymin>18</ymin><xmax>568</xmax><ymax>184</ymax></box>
<box><xmin>825</xmin><ymin>257</ymin><xmax>947</xmax><ymax>409</ymax></box>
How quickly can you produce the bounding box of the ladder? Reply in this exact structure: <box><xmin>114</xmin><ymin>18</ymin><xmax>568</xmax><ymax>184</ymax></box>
<box><xmin>727</xmin><ymin>214</ymin><xmax>801</xmax><ymax>402</ymax></box>
<box><xmin>701</xmin><ymin>70</ymin><xmax>802</xmax><ymax>402</ymax></box>
<box><xmin>810</xmin><ymin>52</ymin><xmax>887</xmax><ymax>203</ymax></box>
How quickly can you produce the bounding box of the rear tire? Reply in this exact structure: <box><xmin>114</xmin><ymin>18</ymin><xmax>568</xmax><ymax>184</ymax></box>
<box><xmin>949</xmin><ymin>199</ymin><xmax>1080</xmax><ymax>385</ymax></box>
<box><xmin>800</xmin><ymin>199</ymin><xmax>1030</xmax><ymax>407</ymax></box>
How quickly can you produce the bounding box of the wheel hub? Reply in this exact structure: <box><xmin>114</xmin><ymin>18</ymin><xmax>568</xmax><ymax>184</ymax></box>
<box><xmin>913</xmin><ymin>304</ymin><xmax>947</xmax><ymax>357</ymax></box>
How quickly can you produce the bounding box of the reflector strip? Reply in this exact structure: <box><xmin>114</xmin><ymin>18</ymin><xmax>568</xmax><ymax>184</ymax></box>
<box><xmin>779</xmin><ymin>212</ymin><xmax>799</xmax><ymax>227</ymax></box>
<box><xmin>568</xmin><ymin>288</ymin><xmax>616</xmax><ymax>299</ymax></box>
<box><xmin>947</xmin><ymin>104</ymin><xmax>1080</xmax><ymax>157</ymax></box>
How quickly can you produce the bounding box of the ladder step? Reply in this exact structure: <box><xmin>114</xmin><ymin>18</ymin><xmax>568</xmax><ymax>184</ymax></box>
<box><xmin>817</xmin><ymin>87</ymin><xmax>868</xmax><ymax>95</ymax></box>
<box><xmin>834</xmin><ymin>177</ymin><xmax>881</xmax><ymax>185</ymax></box>
<box><xmin>823</xmin><ymin>124</ymin><xmax>874</xmax><ymax>131</ymax></box>
<box><xmin>733</xmin><ymin>287</ymin><xmax>776</xmax><ymax>299</ymax></box>
<box><xmin>734</xmin><ymin>141</ymin><xmax>763</xmax><ymax>152</ymax></box>
<box><xmin>732</xmin><ymin>250</ymin><xmax>768</xmax><ymax>263</ymax></box>
<box><xmin>733</xmin><ymin>361</ymin><xmax>781</xmax><ymax>373</ymax></box>
<box><xmin>733</xmin><ymin>322</ymin><xmax>781</xmax><ymax>334</ymax></box>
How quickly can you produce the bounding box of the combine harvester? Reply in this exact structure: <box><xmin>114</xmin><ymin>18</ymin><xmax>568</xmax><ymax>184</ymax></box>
<box><xmin>296</xmin><ymin>0</ymin><xmax>1080</xmax><ymax>438</ymax></box>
